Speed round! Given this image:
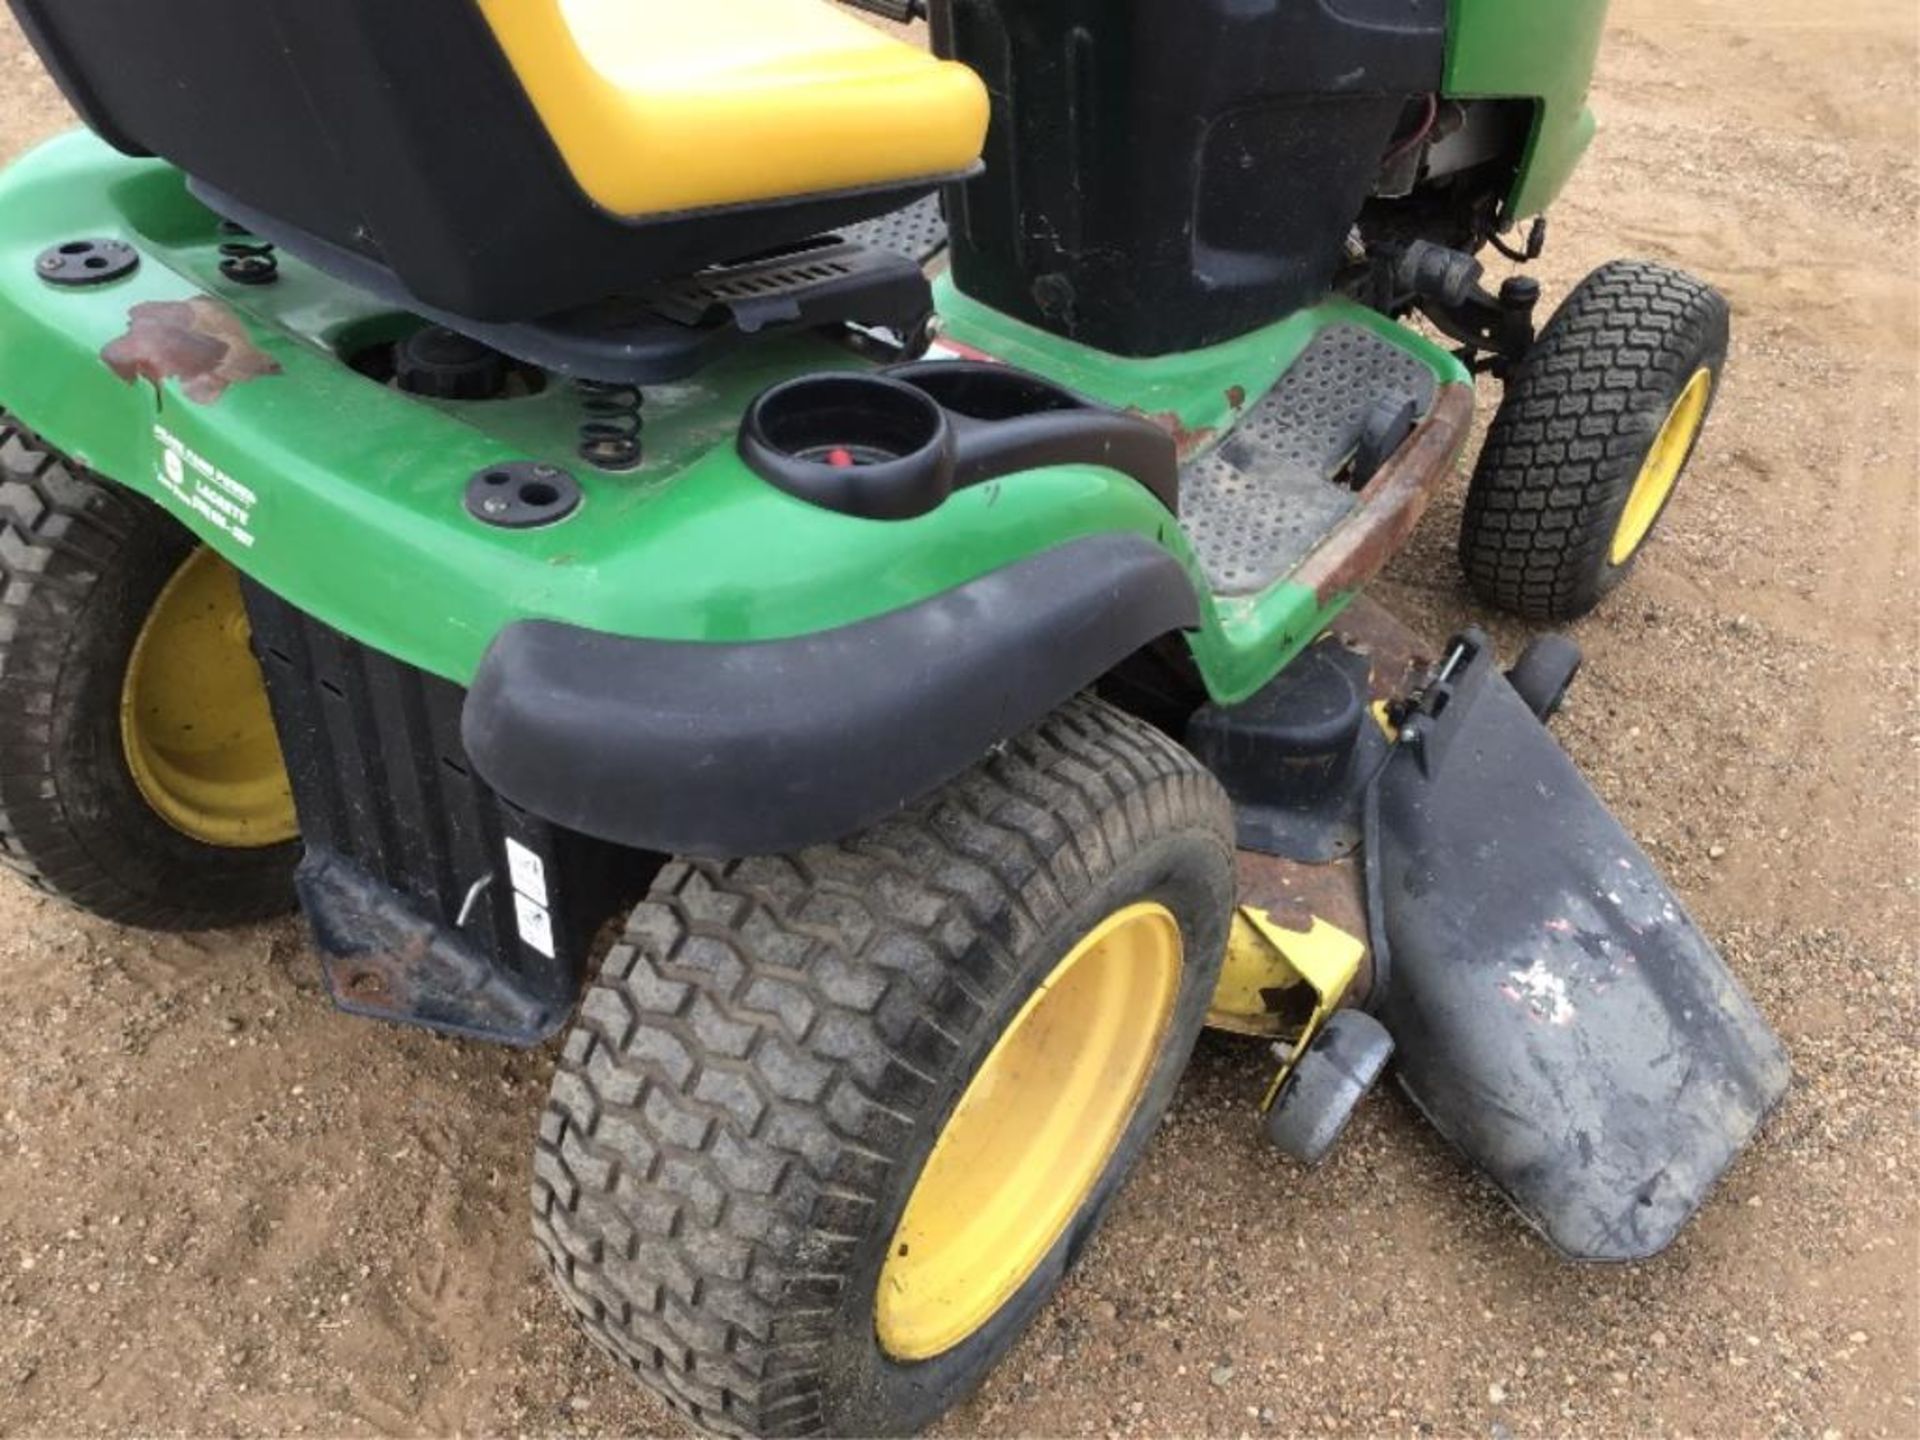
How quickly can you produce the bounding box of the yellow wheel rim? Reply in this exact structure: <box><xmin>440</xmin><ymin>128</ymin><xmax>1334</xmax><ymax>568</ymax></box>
<box><xmin>120</xmin><ymin>548</ymin><xmax>297</xmax><ymax>848</ymax></box>
<box><xmin>876</xmin><ymin>902</ymin><xmax>1183</xmax><ymax>1362</ymax></box>
<box><xmin>1610</xmin><ymin>366</ymin><xmax>1712</xmax><ymax>566</ymax></box>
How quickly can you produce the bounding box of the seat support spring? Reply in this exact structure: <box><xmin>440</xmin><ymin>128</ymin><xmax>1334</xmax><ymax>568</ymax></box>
<box><xmin>217</xmin><ymin>220</ymin><xmax>279</xmax><ymax>286</ymax></box>
<box><xmin>576</xmin><ymin>381</ymin><xmax>645</xmax><ymax>471</ymax></box>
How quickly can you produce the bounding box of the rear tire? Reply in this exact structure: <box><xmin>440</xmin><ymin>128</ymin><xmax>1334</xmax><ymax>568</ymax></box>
<box><xmin>1460</xmin><ymin>261</ymin><xmax>1730</xmax><ymax>620</ymax></box>
<box><xmin>533</xmin><ymin>696</ymin><xmax>1236</xmax><ymax>1437</ymax></box>
<box><xmin>0</xmin><ymin>413</ymin><xmax>298</xmax><ymax>928</ymax></box>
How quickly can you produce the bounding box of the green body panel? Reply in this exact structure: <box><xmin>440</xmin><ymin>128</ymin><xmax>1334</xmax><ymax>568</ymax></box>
<box><xmin>934</xmin><ymin>281</ymin><xmax>1469</xmax><ymax>701</ymax></box>
<box><xmin>1446</xmin><ymin>0</ymin><xmax>1611</xmax><ymax>219</ymax></box>
<box><xmin>0</xmin><ymin>132</ymin><xmax>1464</xmax><ymax>706</ymax></box>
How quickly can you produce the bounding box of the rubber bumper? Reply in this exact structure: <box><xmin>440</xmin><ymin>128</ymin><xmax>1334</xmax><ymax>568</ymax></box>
<box><xmin>461</xmin><ymin>533</ymin><xmax>1200</xmax><ymax>856</ymax></box>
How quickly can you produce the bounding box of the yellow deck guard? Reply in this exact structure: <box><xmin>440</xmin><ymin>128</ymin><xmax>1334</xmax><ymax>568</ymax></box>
<box><xmin>1226</xmin><ymin>907</ymin><xmax>1368</xmax><ymax>1111</ymax></box>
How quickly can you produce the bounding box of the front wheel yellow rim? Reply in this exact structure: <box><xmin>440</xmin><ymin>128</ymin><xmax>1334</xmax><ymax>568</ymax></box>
<box><xmin>120</xmin><ymin>548</ymin><xmax>298</xmax><ymax>848</ymax></box>
<box><xmin>875</xmin><ymin>902</ymin><xmax>1183</xmax><ymax>1362</ymax></box>
<box><xmin>1610</xmin><ymin>366</ymin><xmax>1713</xmax><ymax>566</ymax></box>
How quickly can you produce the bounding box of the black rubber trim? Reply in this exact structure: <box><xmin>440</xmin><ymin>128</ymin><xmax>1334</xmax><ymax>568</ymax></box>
<box><xmin>461</xmin><ymin>534</ymin><xmax>1201</xmax><ymax>857</ymax></box>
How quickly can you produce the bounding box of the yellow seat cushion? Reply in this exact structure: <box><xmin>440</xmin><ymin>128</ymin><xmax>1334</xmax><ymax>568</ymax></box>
<box><xmin>476</xmin><ymin>0</ymin><xmax>990</xmax><ymax>218</ymax></box>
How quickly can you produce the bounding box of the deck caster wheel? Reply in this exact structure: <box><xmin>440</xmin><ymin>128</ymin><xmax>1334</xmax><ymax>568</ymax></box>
<box><xmin>1460</xmin><ymin>261</ymin><xmax>1730</xmax><ymax>621</ymax></box>
<box><xmin>1506</xmin><ymin>633</ymin><xmax>1583</xmax><ymax>722</ymax></box>
<box><xmin>532</xmin><ymin>696</ymin><xmax>1235</xmax><ymax>1437</ymax></box>
<box><xmin>0</xmin><ymin>412</ymin><xmax>298</xmax><ymax>928</ymax></box>
<box><xmin>1263</xmin><ymin>1009</ymin><xmax>1395</xmax><ymax>1167</ymax></box>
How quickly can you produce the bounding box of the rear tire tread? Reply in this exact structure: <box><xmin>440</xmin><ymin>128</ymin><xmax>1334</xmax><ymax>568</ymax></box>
<box><xmin>533</xmin><ymin>696</ymin><xmax>1233</xmax><ymax>1436</ymax></box>
<box><xmin>0</xmin><ymin>409</ymin><xmax>295</xmax><ymax>928</ymax></box>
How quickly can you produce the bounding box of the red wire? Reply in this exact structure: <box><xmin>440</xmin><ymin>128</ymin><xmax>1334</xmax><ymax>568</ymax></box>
<box><xmin>1382</xmin><ymin>94</ymin><xmax>1440</xmax><ymax>167</ymax></box>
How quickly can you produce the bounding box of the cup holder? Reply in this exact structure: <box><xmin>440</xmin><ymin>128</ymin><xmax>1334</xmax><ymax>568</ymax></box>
<box><xmin>886</xmin><ymin>361</ymin><xmax>1084</xmax><ymax>422</ymax></box>
<box><xmin>739</xmin><ymin>363</ymin><xmax>1180</xmax><ymax>520</ymax></box>
<box><xmin>739</xmin><ymin>374</ymin><xmax>955</xmax><ymax>521</ymax></box>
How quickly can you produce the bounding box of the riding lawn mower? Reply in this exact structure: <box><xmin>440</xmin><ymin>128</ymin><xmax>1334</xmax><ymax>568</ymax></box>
<box><xmin>0</xmin><ymin>0</ymin><xmax>1787</xmax><ymax>1433</ymax></box>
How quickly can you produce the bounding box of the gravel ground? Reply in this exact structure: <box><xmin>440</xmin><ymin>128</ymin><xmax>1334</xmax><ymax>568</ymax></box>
<box><xmin>1</xmin><ymin>2</ymin><xmax>1916</xmax><ymax>1436</ymax></box>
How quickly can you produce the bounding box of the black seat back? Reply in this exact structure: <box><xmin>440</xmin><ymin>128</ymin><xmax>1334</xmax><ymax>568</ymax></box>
<box><xmin>9</xmin><ymin>0</ymin><xmax>935</xmax><ymax>321</ymax></box>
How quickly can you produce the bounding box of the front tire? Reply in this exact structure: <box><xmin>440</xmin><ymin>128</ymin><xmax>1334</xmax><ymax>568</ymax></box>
<box><xmin>0</xmin><ymin>413</ymin><xmax>298</xmax><ymax>928</ymax></box>
<box><xmin>1460</xmin><ymin>260</ymin><xmax>1730</xmax><ymax>621</ymax></box>
<box><xmin>533</xmin><ymin>696</ymin><xmax>1236</xmax><ymax>1436</ymax></box>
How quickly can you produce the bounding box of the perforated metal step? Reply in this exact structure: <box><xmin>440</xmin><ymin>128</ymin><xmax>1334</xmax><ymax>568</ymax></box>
<box><xmin>1182</xmin><ymin>325</ymin><xmax>1439</xmax><ymax>596</ymax></box>
<box><xmin>826</xmin><ymin>205</ymin><xmax>1442</xmax><ymax>597</ymax></box>
<box><xmin>836</xmin><ymin>195</ymin><xmax>949</xmax><ymax>266</ymax></box>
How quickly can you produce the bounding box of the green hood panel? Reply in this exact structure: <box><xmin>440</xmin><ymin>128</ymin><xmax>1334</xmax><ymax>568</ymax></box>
<box><xmin>1446</xmin><ymin>0</ymin><xmax>1612</xmax><ymax>220</ymax></box>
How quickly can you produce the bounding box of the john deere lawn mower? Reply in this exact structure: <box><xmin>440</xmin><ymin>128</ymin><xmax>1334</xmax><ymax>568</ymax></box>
<box><xmin>0</xmin><ymin>0</ymin><xmax>1787</xmax><ymax>1433</ymax></box>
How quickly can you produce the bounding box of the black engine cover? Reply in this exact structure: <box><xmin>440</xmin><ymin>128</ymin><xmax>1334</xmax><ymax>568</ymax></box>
<box><xmin>933</xmin><ymin>0</ymin><xmax>1448</xmax><ymax>354</ymax></box>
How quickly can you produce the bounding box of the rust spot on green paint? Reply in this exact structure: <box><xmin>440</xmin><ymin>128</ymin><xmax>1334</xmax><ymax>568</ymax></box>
<box><xmin>1129</xmin><ymin>408</ymin><xmax>1216</xmax><ymax>461</ymax></box>
<box><xmin>103</xmin><ymin>297</ymin><xmax>280</xmax><ymax>404</ymax></box>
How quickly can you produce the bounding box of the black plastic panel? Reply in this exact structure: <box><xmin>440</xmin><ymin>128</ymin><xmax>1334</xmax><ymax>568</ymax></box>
<box><xmin>931</xmin><ymin>0</ymin><xmax>1448</xmax><ymax>354</ymax></box>
<box><xmin>1372</xmin><ymin>633</ymin><xmax>1790</xmax><ymax>1260</ymax></box>
<box><xmin>203</xmin><ymin>180</ymin><xmax>941</xmax><ymax>384</ymax></box>
<box><xmin>243</xmin><ymin>584</ymin><xmax>649</xmax><ymax>1045</ymax></box>
<box><xmin>1187</xmin><ymin>638</ymin><xmax>1388</xmax><ymax>863</ymax></box>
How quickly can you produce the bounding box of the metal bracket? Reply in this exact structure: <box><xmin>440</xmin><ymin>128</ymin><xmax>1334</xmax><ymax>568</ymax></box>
<box><xmin>1224</xmin><ymin>905</ymin><xmax>1368</xmax><ymax>1111</ymax></box>
<box><xmin>464</xmin><ymin>461</ymin><xmax>582</xmax><ymax>529</ymax></box>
